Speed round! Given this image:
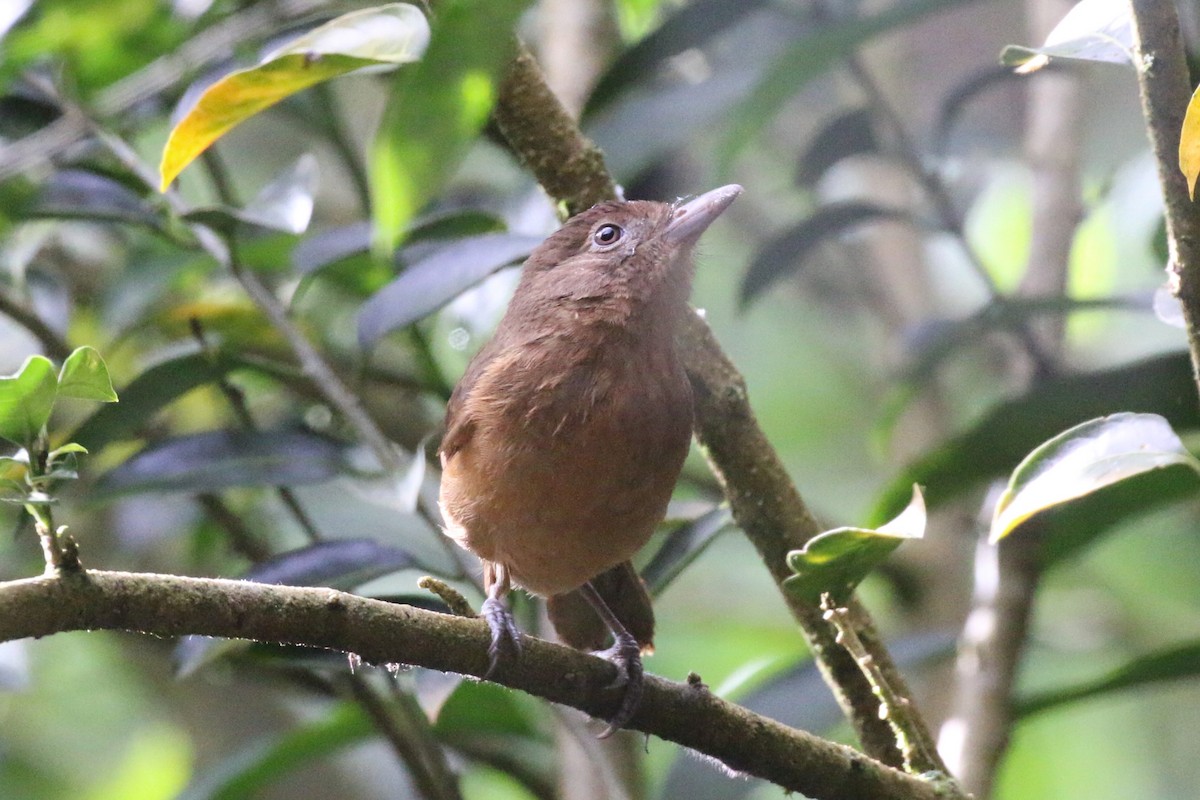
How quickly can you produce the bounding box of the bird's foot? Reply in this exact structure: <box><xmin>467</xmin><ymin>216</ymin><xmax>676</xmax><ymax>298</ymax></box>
<box><xmin>594</xmin><ymin>630</ymin><xmax>644</xmax><ymax>738</ymax></box>
<box><xmin>481</xmin><ymin>595</ymin><xmax>521</xmax><ymax>679</ymax></box>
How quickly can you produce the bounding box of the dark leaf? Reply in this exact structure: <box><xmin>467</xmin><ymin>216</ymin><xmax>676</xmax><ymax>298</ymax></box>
<box><xmin>871</xmin><ymin>352</ymin><xmax>1200</xmax><ymax>525</ymax></box>
<box><xmin>740</xmin><ymin>202</ymin><xmax>923</xmax><ymax>308</ymax></box>
<box><xmin>796</xmin><ymin>107</ymin><xmax>879</xmax><ymax>186</ymax></box>
<box><xmin>94</xmin><ymin>427</ymin><xmax>352</xmax><ymax>498</ymax></box>
<box><xmin>933</xmin><ymin>65</ymin><xmax>1023</xmax><ymax>153</ymax></box>
<box><xmin>642</xmin><ymin>506</ymin><xmax>734</xmax><ymax>595</ymax></box>
<box><xmin>584</xmin><ymin>0</ymin><xmax>771</xmax><ymax>113</ymax></box>
<box><xmin>70</xmin><ymin>349</ymin><xmax>262</xmax><ymax>452</ymax></box>
<box><xmin>1017</xmin><ymin>641</ymin><xmax>1200</xmax><ymax>718</ymax></box>
<box><xmin>244</xmin><ymin>538</ymin><xmax>417</xmax><ymax>588</ymax></box>
<box><xmin>31</xmin><ymin>170</ymin><xmax>160</xmax><ymax>229</ymax></box>
<box><xmin>292</xmin><ymin>210</ymin><xmax>506</xmax><ymax>276</ymax></box>
<box><xmin>357</xmin><ymin>233</ymin><xmax>541</xmax><ymax>350</ymax></box>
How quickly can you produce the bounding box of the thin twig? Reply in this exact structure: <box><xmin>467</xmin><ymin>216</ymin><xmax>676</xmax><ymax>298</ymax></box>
<box><xmin>820</xmin><ymin>594</ymin><xmax>942</xmax><ymax>775</ymax></box>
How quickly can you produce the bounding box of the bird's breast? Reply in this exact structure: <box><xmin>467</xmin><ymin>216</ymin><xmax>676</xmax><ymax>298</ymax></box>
<box><xmin>439</xmin><ymin>336</ymin><xmax>692</xmax><ymax>596</ymax></box>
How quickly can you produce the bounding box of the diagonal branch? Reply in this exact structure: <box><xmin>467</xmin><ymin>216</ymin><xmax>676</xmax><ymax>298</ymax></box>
<box><xmin>0</xmin><ymin>569</ymin><xmax>953</xmax><ymax>800</ymax></box>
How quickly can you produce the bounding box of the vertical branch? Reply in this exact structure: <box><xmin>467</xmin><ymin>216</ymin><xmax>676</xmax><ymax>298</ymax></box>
<box><xmin>1130</xmin><ymin>0</ymin><xmax>1200</xmax><ymax>399</ymax></box>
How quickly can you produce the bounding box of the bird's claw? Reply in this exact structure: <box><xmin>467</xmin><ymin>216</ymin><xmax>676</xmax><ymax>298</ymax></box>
<box><xmin>481</xmin><ymin>595</ymin><xmax>521</xmax><ymax>679</ymax></box>
<box><xmin>595</xmin><ymin>631</ymin><xmax>644</xmax><ymax>738</ymax></box>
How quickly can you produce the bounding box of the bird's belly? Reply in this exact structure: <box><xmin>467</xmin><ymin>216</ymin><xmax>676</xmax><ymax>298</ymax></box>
<box><xmin>440</xmin><ymin>399</ymin><xmax>689</xmax><ymax>596</ymax></box>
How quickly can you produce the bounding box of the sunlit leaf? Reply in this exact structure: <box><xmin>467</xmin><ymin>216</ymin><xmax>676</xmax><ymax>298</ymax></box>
<box><xmin>1000</xmin><ymin>0</ymin><xmax>1133</xmax><ymax>74</ymax></box>
<box><xmin>740</xmin><ymin>202</ymin><xmax>924</xmax><ymax>308</ymax></box>
<box><xmin>872</xmin><ymin>352</ymin><xmax>1200</xmax><ymax>525</ymax></box>
<box><xmin>175</xmin><ymin>703</ymin><xmax>372</xmax><ymax>800</ymax></box>
<box><xmin>0</xmin><ymin>354</ymin><xmax>58</xmax><ymax>447</ymax></box>
<box><xmin>784</xmin><ymin>486</ymin><xmax>925</xmax><ymax>604</ymax></box>
<box><xmin>94</xmin><ymin>428</ymin><xmax>352</xmax><ymax>497</ymax></box>
<box><xmin>357</xmin><ymin>232</ymin><xmax>541</xmax><ymax>349</ymax></box>
<box><xmin>989</xmin><ymin>413</ymin><xmax>1200</xmax><ymax>543</ymax></box>
<box><xmin>1016</xmin><ymin>641</ymin><xmax>1200</xmax><ymax>717</ymax></box>
<box><xmin>160</xmin><ymin>4</ymin><xmax>430</xmax><ymax>189</ymax></box>
<box><xmin>1180</xmin><ymin>83</ymin><xmax>1200</xmax><ymax>200</ymax></box>
<box><xmin>57</xmin><ymin>346</ymin><xmax>118</xmax><ymax>403</ymax></box>
<box><xmin>369</xmin><ymin>0</ymin><xmax>530</xmax><ymax>254</ymax></box>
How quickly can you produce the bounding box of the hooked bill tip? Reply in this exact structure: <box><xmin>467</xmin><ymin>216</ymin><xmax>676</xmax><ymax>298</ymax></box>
<box><xmin>665</xmin><ymin>184</ymin><xmax>743</xmax><ymax>246</ymax></box>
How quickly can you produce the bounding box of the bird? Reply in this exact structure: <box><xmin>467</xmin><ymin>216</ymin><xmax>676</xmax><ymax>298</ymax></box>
<box><xmin>438</xmin><ymin>185</ymin><xmax>742</xmax><ymax>734</ymax></box>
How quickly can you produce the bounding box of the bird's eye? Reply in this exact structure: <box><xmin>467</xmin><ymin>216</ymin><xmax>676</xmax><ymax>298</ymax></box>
<box><xmin>593</xmin><ymin>223</ymin><xmax>623</xmax><ymax>246</ymax></box>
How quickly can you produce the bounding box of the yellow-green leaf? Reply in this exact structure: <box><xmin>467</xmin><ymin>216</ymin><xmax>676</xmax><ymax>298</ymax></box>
<box><xmin>1180</xmin><ymin>83</ymin><xmax>1200</xmax><ymax>200</ymax></box>
<box><xmin>159</xmin><ymin>4</ymin><xmax>430</xmax><ymax>190</ymax></box>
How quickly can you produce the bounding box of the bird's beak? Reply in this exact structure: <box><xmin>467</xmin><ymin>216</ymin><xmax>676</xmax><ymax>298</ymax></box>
<box><xmin>664</xmin><ymin>184</ymin><xmax>743</xmax><ymax>247</ymax></box>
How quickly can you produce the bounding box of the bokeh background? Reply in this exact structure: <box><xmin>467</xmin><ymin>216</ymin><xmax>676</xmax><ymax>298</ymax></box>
<box><xmin>2</xmin><ymin>1</ymin><xmax>1200</xmax><ymax>798</ymax></box>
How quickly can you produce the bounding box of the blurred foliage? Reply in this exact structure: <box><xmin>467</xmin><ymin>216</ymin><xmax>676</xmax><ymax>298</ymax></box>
<box><xmin>2</xmin><ymin>0</ymin><xmax>1200</xmax><ymax>799</ymax></box>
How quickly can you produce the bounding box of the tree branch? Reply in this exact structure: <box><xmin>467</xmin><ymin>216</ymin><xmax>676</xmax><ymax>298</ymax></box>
<box><xmin>494</xmin><ymin>41</ymin><xmax>945</xmax><ymax>774</ymax></box>
<box><xmin>0</xmin><ymin>569</ymin><xmax>953</xmax><ymax>800</ymax></box>
<box><xmin>1130</xmin><ymin>0</ymin><xmax>1200</xmax><ymax>398</ymax></box>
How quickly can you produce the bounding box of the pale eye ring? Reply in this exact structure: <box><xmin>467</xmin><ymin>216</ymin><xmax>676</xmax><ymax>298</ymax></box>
<box><xmin>593</xmin><ymin>223</ymin><xmax>623</xmax><ymax>246</ymax></box>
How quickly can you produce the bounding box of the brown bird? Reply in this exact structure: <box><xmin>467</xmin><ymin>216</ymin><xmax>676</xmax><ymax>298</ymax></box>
<box><xmin>438</xmin><ymin>185</ymin><xmax>742</xmax><ymax>734</ymax></box>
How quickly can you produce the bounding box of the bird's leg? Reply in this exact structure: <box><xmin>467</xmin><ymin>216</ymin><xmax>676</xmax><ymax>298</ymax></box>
<box><xmin>481</xmin><ymin>562</ymin><xmax>521</xmax><ymax>678</ymax></box>
<box><xmin>578</xmin><ymin>580</ymin><xmax>644</xmax><ymax>738</ymax></box>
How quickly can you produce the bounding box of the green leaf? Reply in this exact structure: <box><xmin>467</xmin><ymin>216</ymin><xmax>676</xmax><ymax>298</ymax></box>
<box><xmin>176</xmin><ymin>703</ymin><xmax>372</xmax><ymax>800</ymax></box>
<box><xmin>369</xmin><ymin>0</ymin><xmax>530</xmax><ymax>255</ymax></box>
<box><xmin>1016</xmin><ymin>641</ymin><xmax>1200</xmax><ymax>718</ymax></box>
<box><xmin>871</xmin><ymin>352</ymin><xmax>1200</xmax><ymax>526</ymax></box>
<box><xmin>160</xmin><ymin>4</ymin><xmax>430</xmax><ymax>189</ymax></box>
<box><xmin>57</xmin><ymin>346</ymin><xmax>118</xmax><ymax>402</ymax></box>
<box><xmin>94</xmin><ymin>428</ymin><xmax>353</xmax><ymax>498</ymax></box>
<box><xmin>989</xmin><ymin>413</ymin><xmax>1200</xmax><ymax>544</ymax></box>
<box><xmin>784</xmin><ymin>486</ymin><xmax>925</xmax><ymax>604</ymax></box>
<box><xmin>0</xmin><ymin>355</ymin><xmax>59</xmax><ymax>447</ymax></box>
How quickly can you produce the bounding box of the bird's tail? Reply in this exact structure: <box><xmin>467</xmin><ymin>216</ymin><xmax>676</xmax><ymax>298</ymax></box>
<box><xmin>546</xmin><ymin>560</ymin><xmax>655</xmax><ymax>653</ymax></box>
